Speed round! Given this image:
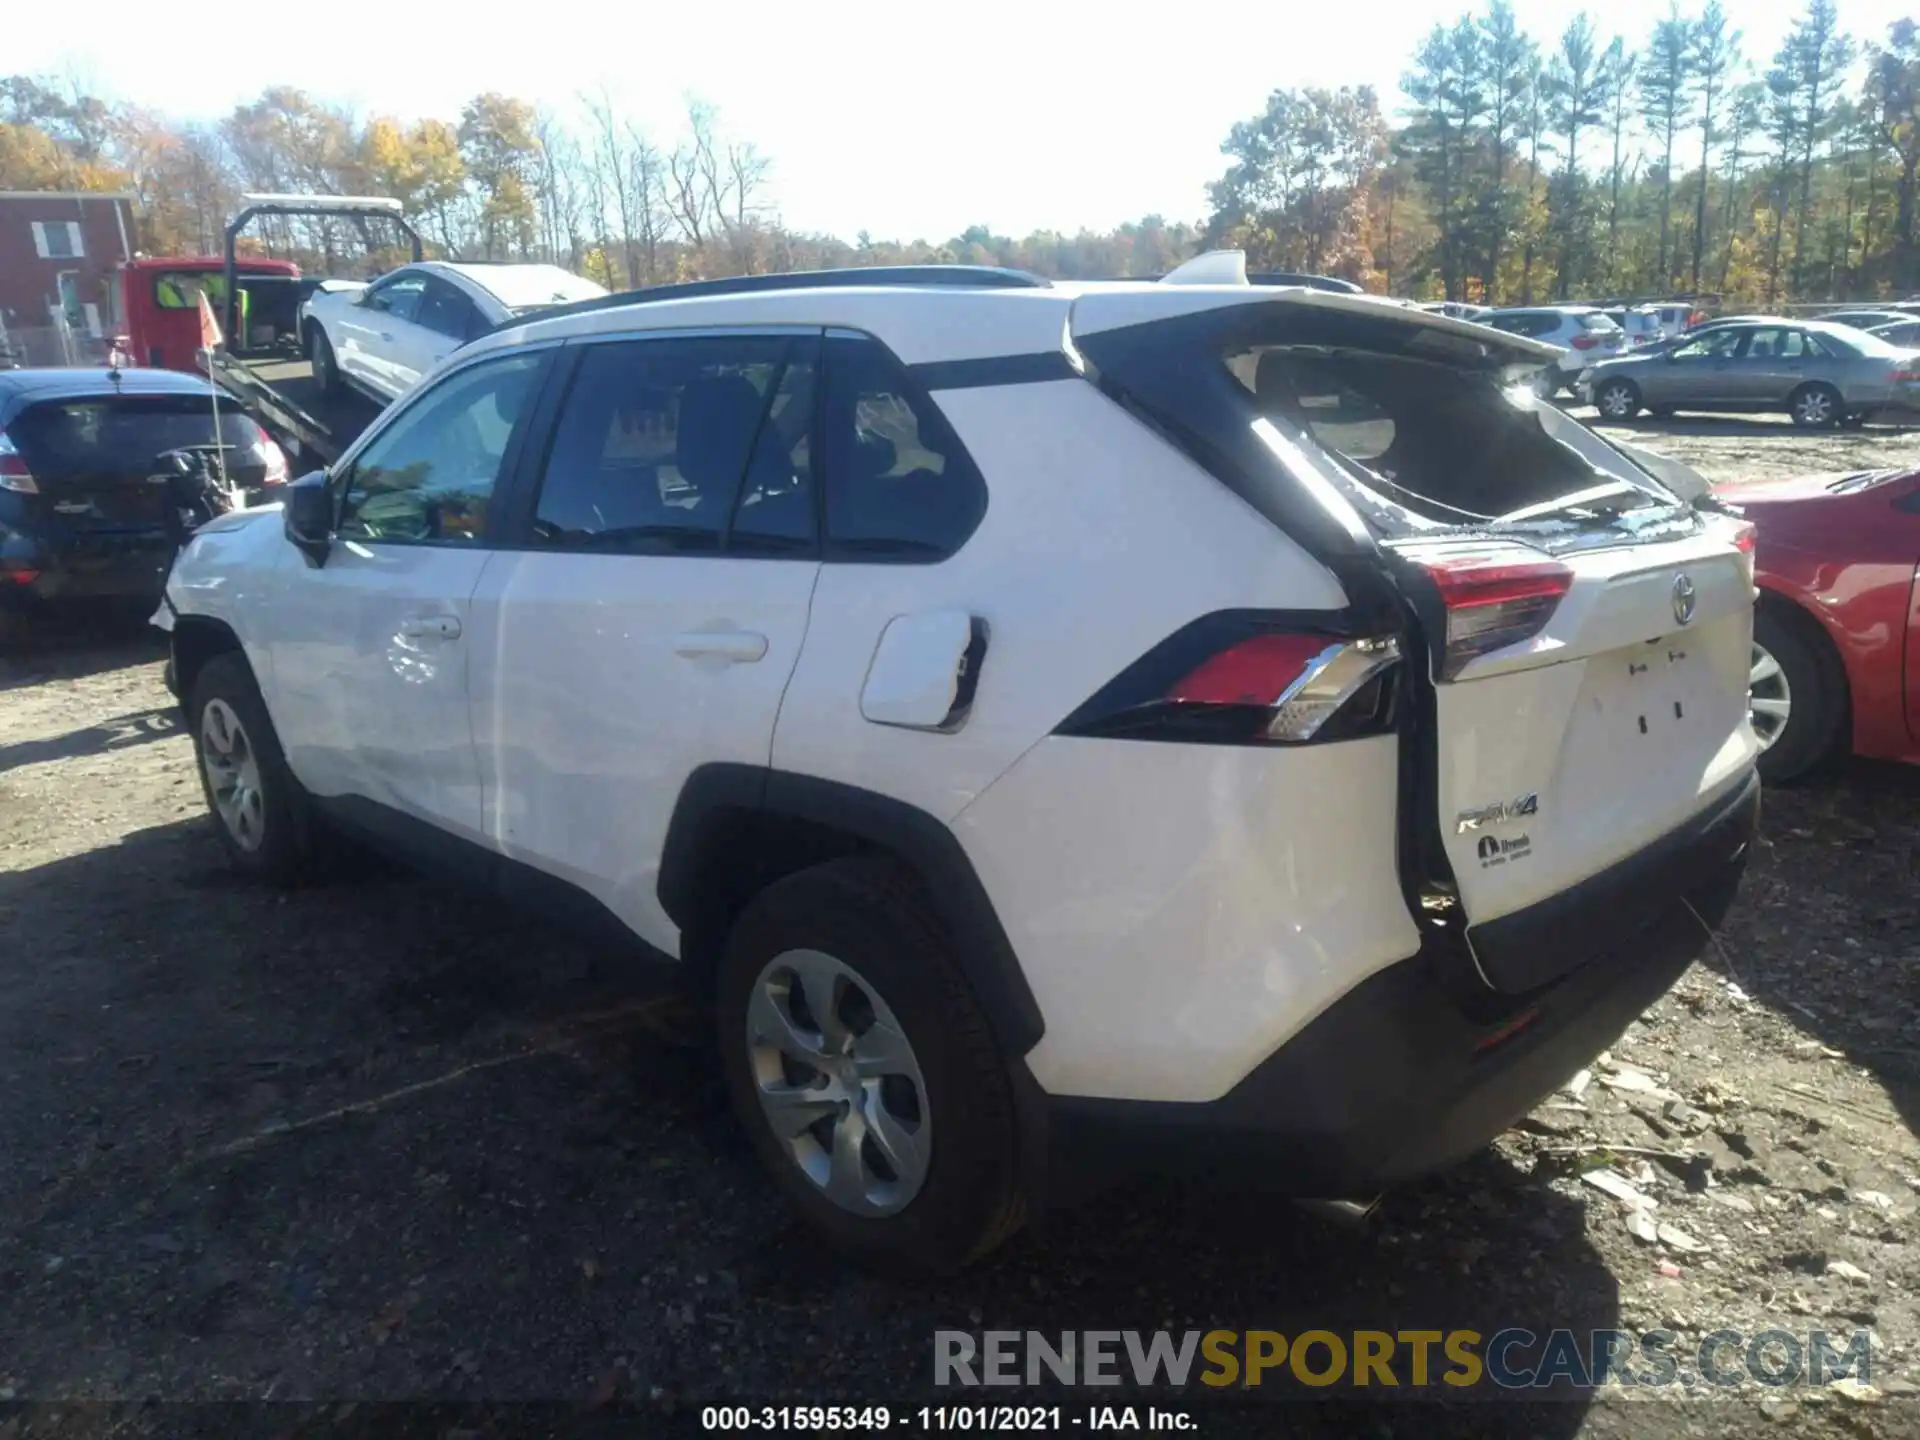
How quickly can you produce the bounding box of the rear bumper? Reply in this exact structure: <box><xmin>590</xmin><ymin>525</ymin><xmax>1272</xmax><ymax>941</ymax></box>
<box><xmin>0</xmin><ymin>530</ymin><xmax>173</xmax><ymax>609</ymax></box>
<box><xmin>1043</xmin><ymin>768</ymin><xmax>1758</xmax><ymax>1199</ymax></box>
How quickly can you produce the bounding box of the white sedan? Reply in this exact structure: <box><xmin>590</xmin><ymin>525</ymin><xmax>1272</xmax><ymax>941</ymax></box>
<box><xmin>301</xmin><ymin>261</ymin><xmax>606</xmax><ymax>405</ymax></box>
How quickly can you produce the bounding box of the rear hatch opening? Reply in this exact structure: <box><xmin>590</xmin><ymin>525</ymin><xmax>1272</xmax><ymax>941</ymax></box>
<box><xmin>1073</xmin><ymin>291</ymin><xmax>1759</xmax><ymax>994</ymax></box>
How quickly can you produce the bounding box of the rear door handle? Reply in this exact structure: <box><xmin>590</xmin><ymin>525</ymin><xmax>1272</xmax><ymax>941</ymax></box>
<box><xmin>398</xmin><ymin>614</ymin><xmax>461</xmax><ymax>639</ymax></box>
<box><xmin>672</xmin><ymin>629</ymin><xmax>768</xmax><ymax>663</ymax></box>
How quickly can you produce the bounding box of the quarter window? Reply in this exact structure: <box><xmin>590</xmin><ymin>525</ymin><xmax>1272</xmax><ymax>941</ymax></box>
<box><xmin>819</xmin><ymin>335</ymin><xmax>985</xmax><ymax>560</ymax></box>
<box><xmin>336</xmin><ymin>352</ymin><xmax>543</xmax><ymax>544</ymax></box>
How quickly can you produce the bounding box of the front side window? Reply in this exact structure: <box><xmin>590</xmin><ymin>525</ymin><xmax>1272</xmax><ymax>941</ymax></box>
<box><xmin>362</xmin><ymin>273</ymin><xmax>426</xmax><ymax>324</ymax></box>
<box><xmin>530</xmin><ymin>335</ymin><xmax>798</xmax><ymax>554</ymax></box>
<box><xmin>336</xmin><ymin>352</ymin><xmax>543</xmax><ymax>544</ymax></box>
<box><xmin>1671</xmin><ymin>330</ymin><xmax>1744</xmax><ymax>361</ymax></box>
<box><xmin>819</xmin><ymin>335</ymin><xmax>986</xmax><ymax>560</ymax></box>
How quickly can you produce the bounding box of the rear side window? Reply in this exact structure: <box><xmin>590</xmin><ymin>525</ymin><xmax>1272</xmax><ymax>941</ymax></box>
<box><xmin>819</xmin><ymin>334</ymin><xmax>986</xmax><ymax>560</ymax></box>
<box><xmin>415</xmin><ymin>279</ymin><xmax>479</xmax><ymax>343</ymax></box>
<box><xmin>10</xmin><ymin>395</ymin><xmax>260</xmax><ymax>475</ymax></box>
<box><xmin>530</xmin><ymin>335</ymin><xmax>803</xmax><ymax>554</ymax></box>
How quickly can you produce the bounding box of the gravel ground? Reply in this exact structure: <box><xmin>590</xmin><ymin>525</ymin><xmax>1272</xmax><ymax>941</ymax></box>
<box><xmin>0</xmin><ymin>419</ymin><xmax>1916</xmax><ymax>1439</ymax></box>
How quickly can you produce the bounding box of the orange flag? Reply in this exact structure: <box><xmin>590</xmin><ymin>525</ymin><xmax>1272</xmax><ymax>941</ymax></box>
<box><xmin>197</xmin><ymin>289</ymin><xmax>223</xmax><ymax>351</ymax></box>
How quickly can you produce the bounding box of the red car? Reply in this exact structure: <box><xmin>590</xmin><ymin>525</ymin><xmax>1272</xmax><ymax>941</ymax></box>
<box><xmin>1713</xmin><ymin>467</ymin><xmax>1920</xmax><ymax>780</ymax></box>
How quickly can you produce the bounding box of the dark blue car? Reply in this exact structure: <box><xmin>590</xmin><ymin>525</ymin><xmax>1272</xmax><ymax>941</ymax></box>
<box><xmin>0</xmin><ymin>367</ymin><xmax>284</xmax><ymax>633</ymax></box>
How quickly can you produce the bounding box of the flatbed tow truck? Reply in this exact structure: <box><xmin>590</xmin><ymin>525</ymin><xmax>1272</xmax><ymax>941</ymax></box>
<box><xmin>204</xmin><ymin>194</ymin><xmax>423</xmax><ymax>469</ymax></box>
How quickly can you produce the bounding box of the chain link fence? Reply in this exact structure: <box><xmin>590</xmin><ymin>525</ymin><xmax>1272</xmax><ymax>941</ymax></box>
<box><xmin>0</xmin><ymin>314</ymin><xmax>111</xmax><ymax>370</ymax></box>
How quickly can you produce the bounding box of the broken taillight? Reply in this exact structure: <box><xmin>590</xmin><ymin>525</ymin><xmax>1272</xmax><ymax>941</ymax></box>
<box><xmin>1055</xmin><ymin>617</ymin><xmax>1402</xmax><ymax>745</ymax></box>
<box><xmin>1411</xmin><ymin>544</ymin><xmax>1574</xmax><ymax>679</ymax></box>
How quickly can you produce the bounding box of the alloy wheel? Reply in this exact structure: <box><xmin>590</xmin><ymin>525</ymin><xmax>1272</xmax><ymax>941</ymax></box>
<box><xmin>1749</xmin><ymin>642</ymin><xmax>1793</xmax><ymax>751</ymax></box>
<box><xmin>1794</xmin><ymin>389</ymin><xmax>1835</xmax><ymax>426</ymax></box>
<box><xmin>1598</xmin><ymin>382</ymin><xmax>1637</xmax><ymax>419</ymax></box>
<box><xmin>745</xmin><ymin>948</ymin><xmax>931</xmax><ymax>1216</ymax></box>
<box><xmin>200</xmin><ymin>698</ymin><xmax>266</xmax><ymax>851</ymax></box>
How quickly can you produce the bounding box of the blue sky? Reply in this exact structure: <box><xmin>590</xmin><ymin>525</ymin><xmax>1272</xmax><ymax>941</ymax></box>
<box><xmin>14</xmin><ymin>0</ymin><xmax>1917</xmax><ymax>241</ymax></box>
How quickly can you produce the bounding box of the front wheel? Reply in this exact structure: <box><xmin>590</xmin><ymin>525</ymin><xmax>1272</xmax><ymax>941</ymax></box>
<box><xmin>1595</xmin><ymin>378</ymin><xmax>1642</xmax><ymax>420</ymax></box>
<box><xmin>716</xmin><ymin>857</ymin><xmax>1026</xmax><ymax>1273</ymax></box>
<box><xmin>1788</xmin><ymin>383</ymin><xmax>1842</xmax><ymax>429</ymax></box>
<box><xmin>188</xmin><ymin>653</ymin><xmax>318</xmax><ymax>882</ymax></box>
<box><xmin>309</xmin><ymin>327</ymin><xmax>341</xmax><ymax>397</ymax></box>
<box><xmin>1750</xmin><ymin>606</ymin><xmax>1847</xmax><ymax>782</ymax></box>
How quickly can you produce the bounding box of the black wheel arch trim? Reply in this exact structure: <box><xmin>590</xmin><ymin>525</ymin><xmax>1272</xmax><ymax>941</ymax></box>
<box><xmin>659</xmin><ymin>763</ymin><xmax>1046</xmax><ymax>1057</ymax></box>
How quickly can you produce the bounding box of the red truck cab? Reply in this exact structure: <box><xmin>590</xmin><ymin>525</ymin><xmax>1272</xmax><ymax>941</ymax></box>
<box><xmin>118</xmin><ymin>256</ymin><xmax>302</xmax><ymax>373</ymax></box>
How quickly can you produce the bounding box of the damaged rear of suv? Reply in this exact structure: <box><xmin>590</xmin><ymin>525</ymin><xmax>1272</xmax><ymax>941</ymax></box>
<box><xmin>962</xmin><ymin>265</ymin><xmax>1760</xmax><ymax>1223</ymax></box>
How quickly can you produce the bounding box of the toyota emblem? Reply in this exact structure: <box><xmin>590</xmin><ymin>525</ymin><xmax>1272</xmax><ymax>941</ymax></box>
<box><xmin>1672</xmin><ymin>573</ymin><xmax>1697</xmax><ymax>626</ymax></box>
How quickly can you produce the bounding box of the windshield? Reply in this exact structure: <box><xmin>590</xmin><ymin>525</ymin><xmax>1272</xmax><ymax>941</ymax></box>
<box><xmin>10</xmin><ymin>394</ymin><xmax>263</xmax><ymax>476</ymax></box>
<box><xmin>1830</xmin><ymin>326</ymin><xmax>1902</xmax><ymax>357</ymax></box>
<box><xmin>482</xmin><ymin>267</ymin><xmax>608</xmax><ymax>310</ymax></box>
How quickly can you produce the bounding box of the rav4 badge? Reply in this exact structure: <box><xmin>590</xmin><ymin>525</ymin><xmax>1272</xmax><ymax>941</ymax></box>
<box><xmin>1455</xmin><ymin>793</ymin><xmax>1539</xmax><ymax>834</ymax></box>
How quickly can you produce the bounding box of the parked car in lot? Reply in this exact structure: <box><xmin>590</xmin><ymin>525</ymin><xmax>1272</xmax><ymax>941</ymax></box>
<box><xmin>1</xmin><ymin>367</ymin><xmax>287</xmax><ymax>639</ymax></box>
<box><xmin>1715</xmin><ymin>466</ymin><xmax>1920</xmax><ymax>780</ymax></box>
<box><xmin>1577</xmin><ymin>319</ymin><xmax>1920</xmax><ymax>426</ymax></box>
<box><xmin>1868</xmin><ymin>317</ymin><xmax>1920</xmax><ymax>348</ymax></box>
<box><xmin>157</xmin><ymin>257</ymin><xmax>1760</xmax><ymax>1270</ymax></box>
<box><xmin>1817</xmin><ymin>308</ymin><xmax>1914</xmax><ymax>332</ymax></box>
<box><xmin>1482</xmin><ymin>306</ymin><xmax>1627</xmax><ymax>392</ymax></box>
<box><xmin>302</xmin><ymin>261</ymin><xmax>606</xmax><ymax>405</ymax></box>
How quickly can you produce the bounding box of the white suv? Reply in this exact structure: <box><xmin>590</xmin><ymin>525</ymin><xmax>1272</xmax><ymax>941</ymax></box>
<box><xmin>157</xmin><ymin>255</ymin><xmax>1761</xmax><ymax>1271</ymax></box>
<box><xmin>1483</xmin><ymin>306</ymin><xmax>1628</xmax><ymax>392</ymax></box>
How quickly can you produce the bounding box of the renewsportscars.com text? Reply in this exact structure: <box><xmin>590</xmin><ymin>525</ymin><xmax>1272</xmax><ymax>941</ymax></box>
<box><xmin>934</xmin><ymin>1328</ymin><xmax>1874</xmax><ymax>1391</ymax></box>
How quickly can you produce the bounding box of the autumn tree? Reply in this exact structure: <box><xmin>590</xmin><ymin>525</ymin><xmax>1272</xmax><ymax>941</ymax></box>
<box><xmin>1641</xmin><ymin>4</ymin><xmax>1692</xmax><ymax>288</ymax></box>
<box><xmin>459</xmin><ymin>93</ymin><xmax>541</xmax><ymax>259</ymax></box>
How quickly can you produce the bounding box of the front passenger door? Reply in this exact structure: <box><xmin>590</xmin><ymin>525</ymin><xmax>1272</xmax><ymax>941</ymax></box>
<box><xmin>267</xmin><ymin>349</ymin><xmax>549</xmax><ymax>844</ymax></box>
<box><xmin>345</xmin><ymin>271</ymin><xmax>428</xmax><ymax>399</ymax></box>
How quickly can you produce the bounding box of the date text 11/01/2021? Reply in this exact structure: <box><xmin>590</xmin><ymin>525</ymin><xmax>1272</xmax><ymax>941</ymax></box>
<box><xmin>700</xmin><ymin>1406</ymin><xmax>1193</xmax><ymax>1431</ymax></box>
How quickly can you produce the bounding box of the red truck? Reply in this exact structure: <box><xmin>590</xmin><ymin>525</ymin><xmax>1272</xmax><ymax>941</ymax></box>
<box><xmin>116</xmin><ymin>255</ymin><xmax>303</xmax><ymax>374</ymax></box>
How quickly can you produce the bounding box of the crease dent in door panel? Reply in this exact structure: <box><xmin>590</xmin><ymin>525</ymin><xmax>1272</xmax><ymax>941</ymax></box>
<box><xmin>765</xmin><ymin>563</ymin><xmax>824</xmax><ymax>765</ymax></box>
<box><xmin>470</xmin><ymin>549</ymin><xmax>511</xmax><ymax>853</ymax></box>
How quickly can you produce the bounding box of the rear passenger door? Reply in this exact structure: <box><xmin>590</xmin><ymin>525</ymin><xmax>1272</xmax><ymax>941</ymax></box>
<box><xmin>467</xmin><ymin>329</ymin><xmax>823</xmax><ymax>952</ymax></box>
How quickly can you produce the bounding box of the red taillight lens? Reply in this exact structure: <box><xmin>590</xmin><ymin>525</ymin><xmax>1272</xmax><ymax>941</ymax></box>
<box><xmin>1570</xmin><ymin>334</ymin><xmax>1600</xmax><ymax>350</ymax></box>
<box><xmin>1056</xmin><ymin>618</ymin><xmax>1402</xmax><ymax>746</ymax></box>
<box><xmin>1167</xmin><ymin>632</ymin><xmax>1331</xmax><ymax>706</ymax></box>
<box><xmin>1731</xmin><ymin>521</ymin><xmax>1757</xmax><ymax>554</ymax></box>
<box><xmin>1416</xmin><ymin>547</ymin><xmax>1574</xmax><ymax>678</ymax></box>
<box><xmin>1894</xmin><ymin>368</ymin><xmax>1920</xmax><ymax>383</ymax></box>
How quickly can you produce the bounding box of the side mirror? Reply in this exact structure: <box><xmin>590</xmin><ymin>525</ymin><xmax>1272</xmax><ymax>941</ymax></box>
<box><xmin>284</xmin><ymin>470</ymin><xmax>333</xmax><ymax>565</ymax></box>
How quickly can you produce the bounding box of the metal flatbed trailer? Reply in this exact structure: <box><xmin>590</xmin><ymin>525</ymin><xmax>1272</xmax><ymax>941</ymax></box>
<box><xmin>204</xmin><ymin>195</ymin><xmax>423</xmax><ymax>469</ymax></box>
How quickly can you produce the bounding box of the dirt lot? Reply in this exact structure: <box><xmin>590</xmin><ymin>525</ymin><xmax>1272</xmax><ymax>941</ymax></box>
<box><xmin>0</xmin><ymin>416</ymin><xmax>1916</xmax><ymax>1438</ymax></box>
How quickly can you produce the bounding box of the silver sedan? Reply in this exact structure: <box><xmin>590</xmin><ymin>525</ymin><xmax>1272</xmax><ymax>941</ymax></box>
<box><xmin>1576</xmin><ymin>319</ymin><xmax>1920</xmax><ymax>427</ymax></box>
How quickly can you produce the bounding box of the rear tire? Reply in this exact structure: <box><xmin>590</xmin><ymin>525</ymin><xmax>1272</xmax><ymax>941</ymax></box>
<box><xmin>1750</xmin><ymin>604</ymin><xmax>1847</xmax><ymax>783</ymax></box>
<box><xmin>1595</xmin><ymin>378</ymin><xmax>1643</xmax><ymax>420</ymax></box>
<box><xmin>715</xmin><ymin>857</ymin><xmax>1026</xmax><ymax>1274</ymax></box>
<box><xmin>187</xmin><ymin>652</ymin><xmax>318</xmax><ymax>883</ymax></box>
<box><xmin>309</xmin><ymin>327</ymin><xmax>341</xmax><ymax>398</ymax></box>
<box><xmin>1788</xmin><ymin>383</ymin><xmax>1842</xmax><ymax>429</ymax></box>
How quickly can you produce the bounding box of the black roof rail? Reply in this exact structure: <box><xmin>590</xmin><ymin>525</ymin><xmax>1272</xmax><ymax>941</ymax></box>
<box><xmin>532</xmin><ymin>264</ymin><xmax>1050</xmax><ymax>325</ymax></box>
